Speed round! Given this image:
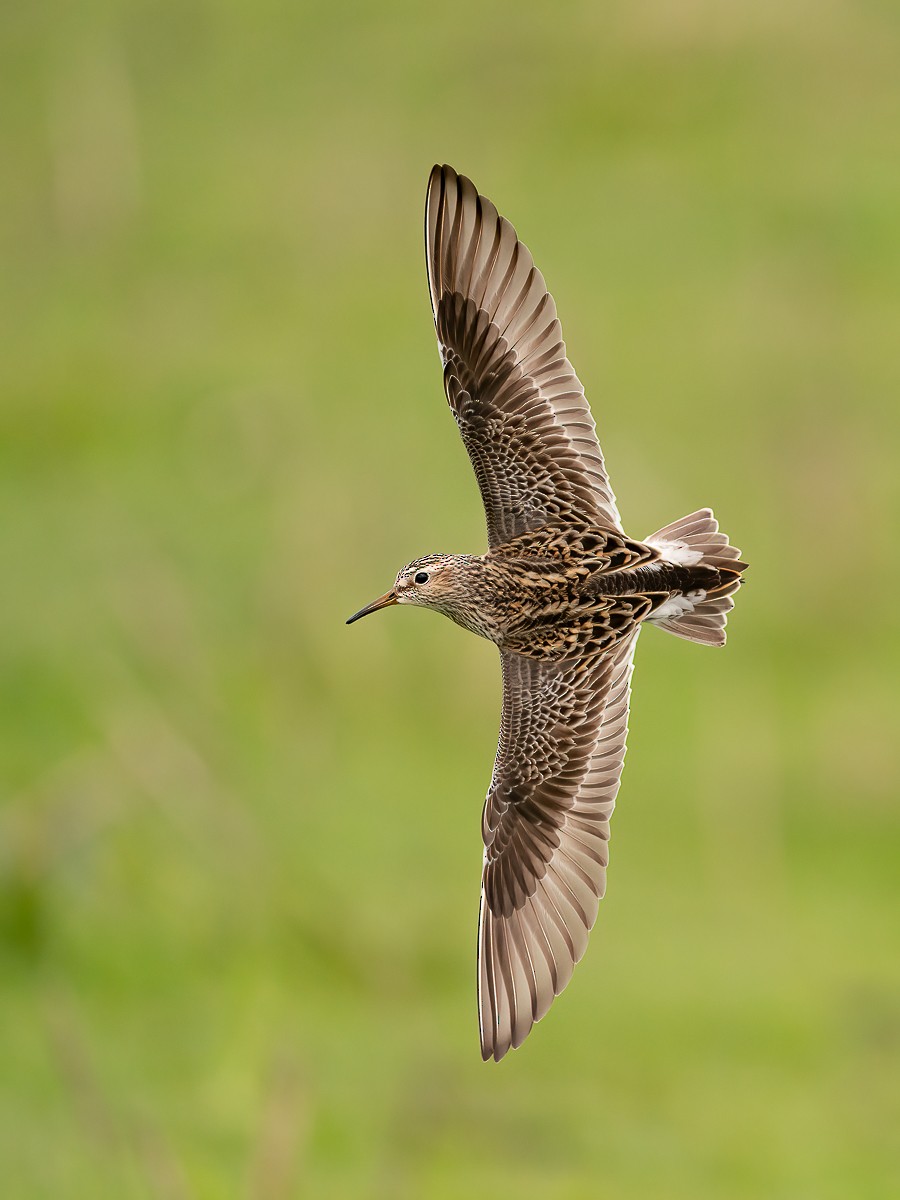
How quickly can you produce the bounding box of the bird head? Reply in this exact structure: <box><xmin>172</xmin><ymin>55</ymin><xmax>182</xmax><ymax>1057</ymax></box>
<box><xmin>346</xmin><ymin>554</ymin><xmax>471</xmax><ymax>624</ymax></box>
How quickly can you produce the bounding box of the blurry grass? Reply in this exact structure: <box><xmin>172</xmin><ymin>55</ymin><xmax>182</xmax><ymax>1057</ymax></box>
<box><xmin>2</xmin><ymin>1</ymin><xmax>900</xmax><ymax>1197</ymax></box>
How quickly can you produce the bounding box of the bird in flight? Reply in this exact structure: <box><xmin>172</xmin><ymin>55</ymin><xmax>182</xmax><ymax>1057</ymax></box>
<box><xmin>347</xmin><ymin>165</ymin><xmax>747</xmax><ymax>1061</ymax></box>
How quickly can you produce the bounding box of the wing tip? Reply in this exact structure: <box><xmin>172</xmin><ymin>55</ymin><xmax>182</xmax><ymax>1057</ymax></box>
<box><xmin>480</xmin><ymin>1028</ymin><xmax>514</xmax><ymax>1063</ymax></box>
<box><xmin>427</xmin><ymin>162</ymin><xmax>444</xmax><ymax>192</ymax></box>
<box><xmin>428</xmin><ymin>163</ymin><xmax>463</xmax><ymax>199</ymax></box>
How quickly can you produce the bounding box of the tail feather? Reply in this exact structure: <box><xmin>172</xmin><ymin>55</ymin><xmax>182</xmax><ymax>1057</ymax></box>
<box><xmin>646</xmin><ymin>509</ymin><xmax>746</xmax><ymax>647</ymax></box>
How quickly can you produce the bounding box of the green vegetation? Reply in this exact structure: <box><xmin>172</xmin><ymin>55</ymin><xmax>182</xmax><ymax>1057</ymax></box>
<box><xmin>2</xmin><ymin>2</ymin><xmax>898</xmax><ymax>1196</ymax></box>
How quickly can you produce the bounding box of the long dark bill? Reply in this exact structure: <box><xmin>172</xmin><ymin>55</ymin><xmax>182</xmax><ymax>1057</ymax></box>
<box><xmin>345</xmin><ymin>590</ymin><xmax>398</xmax><ymax>625</ymax></box>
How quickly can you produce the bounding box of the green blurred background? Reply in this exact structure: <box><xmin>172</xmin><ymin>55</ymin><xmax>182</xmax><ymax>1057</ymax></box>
<box><xmin>2</xmin><ymin>2</ymin><xmax>899</xmax><ymax>1196</ymax></box>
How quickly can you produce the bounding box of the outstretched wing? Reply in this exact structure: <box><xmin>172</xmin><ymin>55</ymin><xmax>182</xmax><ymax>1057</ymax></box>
<box><xmin>426</xmin><ymin>164</ymin><xmax>621</xmax><ymax>545</ymax></box>
<box><xmin>479</xmin><ymin>631</ymin><xmax>640</xmax><ymax>1060</ymax></box>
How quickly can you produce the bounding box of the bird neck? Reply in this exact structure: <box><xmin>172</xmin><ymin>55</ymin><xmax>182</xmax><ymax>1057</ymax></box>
<box><xmin>428</xmin><ymin>555</ymin><xmax>499</xmax><ymax>642</ymax></box>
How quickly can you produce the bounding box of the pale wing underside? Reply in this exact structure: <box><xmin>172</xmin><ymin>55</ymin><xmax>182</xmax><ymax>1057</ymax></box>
<box><xmin>479</xmin><ymin>631</ymin><xmax>640</xmax><ymax>1060</ymax></box>
<box><xmin>426</xmin><ymin>164</ymin><xmax>621</xmax><ymax>545</ymax></box>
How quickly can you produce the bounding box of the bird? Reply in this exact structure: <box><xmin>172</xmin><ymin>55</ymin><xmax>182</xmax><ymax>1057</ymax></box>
<box><xmin>347</xmin><ymin>165</ymin><xmax>747</xmax><ymax>1061</ymax></box>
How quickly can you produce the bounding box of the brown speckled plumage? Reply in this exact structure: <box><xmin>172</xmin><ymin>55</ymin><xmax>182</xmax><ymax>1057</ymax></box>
<box><xmin>347</xmin><ymin>166</ymin><xmax>748</xmax><ymax>1061</ymax></box>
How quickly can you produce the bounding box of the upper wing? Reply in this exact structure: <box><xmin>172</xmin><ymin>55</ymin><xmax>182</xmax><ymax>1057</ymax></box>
<box><xmin>426</xmin><ymin>164</ymin><xmax>621</xmax><ymax>545</ymax></box>
<box><xmin>478</xmin><ymin>631</ymin><xmax>639</xmax><ymax>1060</ymax></box>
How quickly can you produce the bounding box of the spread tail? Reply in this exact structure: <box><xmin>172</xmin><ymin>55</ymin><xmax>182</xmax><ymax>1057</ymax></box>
<box><xmin>646</xmin><ymin>509</ymin><xmax>747</xmax><ymax>647</ymax></box>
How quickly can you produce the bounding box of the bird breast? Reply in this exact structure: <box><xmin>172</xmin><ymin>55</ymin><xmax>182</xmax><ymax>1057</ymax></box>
<box><xmin>447</xmin><ymin>558</ymin><xmax>584</xmax><ymax>645</ymax></box>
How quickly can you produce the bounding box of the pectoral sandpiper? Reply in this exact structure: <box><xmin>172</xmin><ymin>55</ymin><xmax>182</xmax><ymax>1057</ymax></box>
<box><xmin>347</xmin><ymin>165</ymin><xmax>747</xmax><ymax>1061</ymax></box>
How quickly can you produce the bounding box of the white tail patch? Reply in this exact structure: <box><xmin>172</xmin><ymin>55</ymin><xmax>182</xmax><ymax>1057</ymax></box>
<box><xmin>645</xmin><ymin>509</ymin><xmax>746</xmax><ymax>647</ymax></box>
<box><xmin>654</xmin><ymin>590</ymin><xmax>706</xmax><ymax>622</ymax></box>
<box><xmin>646</xmin><ymin>537</ymin><xmax>703</xmax><ymax>567</ymax></box>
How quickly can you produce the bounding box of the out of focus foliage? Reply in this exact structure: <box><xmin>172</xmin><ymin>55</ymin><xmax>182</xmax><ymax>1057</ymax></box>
<box><xmin>1</xmin><ymin>2</ymin><xmax>898</xmax><ymax>1196</ymax></box>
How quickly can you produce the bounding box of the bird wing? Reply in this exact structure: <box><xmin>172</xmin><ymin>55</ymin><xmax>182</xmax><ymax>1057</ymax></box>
<box><xmin>478</xmin><ymin>630</ymin><xmax>640</xmax><ymax>1060</ymax></box>
<box><xmin>425</xmin><ymin>164</ymin><xmax>621</xmax><ymax>546</ymax></box>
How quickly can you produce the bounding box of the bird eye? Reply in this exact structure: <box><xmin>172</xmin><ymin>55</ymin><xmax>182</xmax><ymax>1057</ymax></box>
<box><xmin>414</xmin><ymin>571</ymin><xmax>429</xmax><ymax>584</ymax></box>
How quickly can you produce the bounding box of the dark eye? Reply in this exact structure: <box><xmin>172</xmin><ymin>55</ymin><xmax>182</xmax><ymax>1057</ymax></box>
<box><xmin>414</xmin><ymin>572</ymin><xmax>429</xmax><ymax>585</ymax></box>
